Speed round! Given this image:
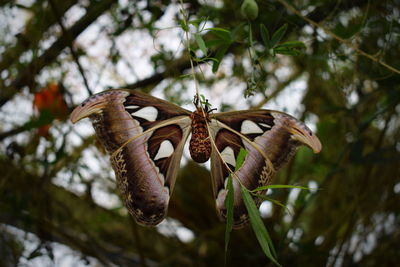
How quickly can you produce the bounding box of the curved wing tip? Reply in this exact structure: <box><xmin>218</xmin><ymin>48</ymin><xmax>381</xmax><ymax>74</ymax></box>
<box><xmin>303</xmin><ymin>134</ymin><xmax>322</xmax><ymax>154</ymax></box>
<box><xmin>70</xmin><ymin>90</ymin><xmax>130</xmax><ymax>124</ymax></box>
<box><xmin>311</xmin><ymin>136</ymin><xmax>322</xmax><ymax>153</ymax></box>
<box><xmin>70</xmin><ymin>106</ymin><xmax>85</xmax><ymax>124</ymax></box>
<box><xmin>288</xmin><ymin>125</ymin><xmax>322</xmax><ymax>154</ymax></box>
<box><xmin>69</xmin><ymin>97</ymin><xmax>108</xmax><ymax>124</ymax></box>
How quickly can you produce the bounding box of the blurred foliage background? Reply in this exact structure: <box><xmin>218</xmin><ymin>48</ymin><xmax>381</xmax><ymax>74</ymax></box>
<box><xmin>0</xmin><ymin>0</ymin><xmax>399</xmax><ymax>266</ymax></box>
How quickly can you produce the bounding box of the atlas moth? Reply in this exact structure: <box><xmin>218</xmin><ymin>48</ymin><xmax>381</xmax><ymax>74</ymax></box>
<box><xmin>70</xmin><ymin>89</ymin><xmax>321</xmax><ymax>228</ymax></box>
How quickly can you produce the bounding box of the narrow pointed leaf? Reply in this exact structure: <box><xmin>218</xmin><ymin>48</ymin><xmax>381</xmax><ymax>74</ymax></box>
<box><xmin>225</xmin><ymin>148</ymin><xmax>246</xmax><ymax>253</ymax></box>
<box><xmin>210</xmin><ymin>28</ymin><xmax>232</xmax><ymax>42</ymax></box>
<box><xmin>180</xmin><ymin>19</ymin><xmax>189</xmax><ymax>32</ymax></box>
<box><xmin>254</xmin><ymin>195</ymin><xmax>292</xmax><ymax>215</ymax></box>
<box><xmin>212</xmin><ymin>44</ymin><xmax>230</xmax><ymax>73</ymax></box>
<box><xmin>224</xmin><ymin>174</ymin><xmax>234</xmax><ymax>253</ymax></box>
<box><xmin>273</xmin><ymin>47</ymin><xmax>301</xmax><ymax>56</ymax></box>
<box><xmin>195</xmin><ymin>34</ymin><xmax>207</xmax><ymax>55</ymax></box>
<box><xmin>251</xmin><ymin>184</ymin><xmax>312</xmax><ymax>192</ymax></box>
<box><xmin>260</xmin><ymin>24</ymin><xmax>271</xmax><ymax>49</ymax></box>
<box><xmin>206</xmin><ymin>27</ymin><xmax>231</xmax><ymax>33</ymax></box>
<box><xmin>270</xmin><ymin>24</ymin><xmax>288</xmax><ymax>48</ymax></box>
<box><xmin>188</xmin><ymin>19</ymin><xmax>203</xmax><ymax>28</ymax></box>
<box><xmin>236</xmin><ymin>148</ymin><xmax>247</xmax><ymax>171</ymax></box>
<box><xmin>240</xmin><ymin>184</ymin><xmax>280</xmax><ymax>266</ymax></box>
<box><xmin>276</xmin><ymin>41</ymin><xmax>306</xmax><ymax>49</ymax></box>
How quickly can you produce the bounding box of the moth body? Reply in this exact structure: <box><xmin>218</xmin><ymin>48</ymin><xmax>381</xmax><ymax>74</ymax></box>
<box><xmin>189</xmin><ymin>109</ymin><xmax>212</xmax><ymax>163</ymax></box>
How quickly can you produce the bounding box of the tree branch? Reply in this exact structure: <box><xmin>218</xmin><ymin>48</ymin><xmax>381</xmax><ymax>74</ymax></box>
<box><xmin>277</xmin><ymin>0</ymin><xmax>400</xmax><ymax>75</ymax></box>
<box><xmin>48</xmin><ymin>0</ymin><xmax>93</xmax><ymax>95</ymax></box>
<box><xmin>0</xmin><ymin>0</ymin><xmax>78</xmax><ymax>72</ymax></box>
<box><xmin>0</xmin><ymin>156</ymin><xmax>190</xmax><ymax>265</ymax></box>
<box><xmin>0</xmin><ymin>0</ymin><xmax>117</xmax><ymax>108</ymax></box>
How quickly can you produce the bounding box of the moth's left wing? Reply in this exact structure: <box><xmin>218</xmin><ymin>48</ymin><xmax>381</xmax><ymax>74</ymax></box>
<box><xmin>70</xmin><ymin>89</ymin><xmax>192</xmax><ymax>226</ymax></box>
<box><xmin>209</xmin><ymin>110</ymin><xmax>321</xmax><ymax>228</ymax></box>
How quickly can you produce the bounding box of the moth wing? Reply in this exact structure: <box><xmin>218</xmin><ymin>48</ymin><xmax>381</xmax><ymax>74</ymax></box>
<box><xmin>209</xmin><ymin>110</ymin><xmax>321</xmax><ymax>228</ymax></box>
<box><xmin>70</xmin><ymin>89</ymin><xmax>192</xmax><ymax>225</ymax></box>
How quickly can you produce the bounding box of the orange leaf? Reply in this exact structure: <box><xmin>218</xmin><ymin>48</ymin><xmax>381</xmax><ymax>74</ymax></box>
<box><xmin>33</xmin><ymin>83</ymin><xmax>68</xmax><ymax>119</ymax></box>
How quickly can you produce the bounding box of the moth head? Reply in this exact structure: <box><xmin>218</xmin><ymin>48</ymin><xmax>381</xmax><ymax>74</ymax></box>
<box><xmin>193</xmin><ymin>94</ymin><xmax>216</xmax><ymax>114</ymax></box>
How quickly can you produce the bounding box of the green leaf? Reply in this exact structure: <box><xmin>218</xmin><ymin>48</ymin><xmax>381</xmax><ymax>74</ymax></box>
<box><xmin>276</xmin><ymin>40</ymin><xmax>306</xmax><ymax>49</ymax></box>
<box><xmin>210</xmin><ymin>28</ymin><xmax>232</xmax><ymax>43</ymax></box>
<box><xmin>195</xmin><ymin>34</ymin><xmax>207</xmax><ymax>55</ymax></box>
<box><xmin>333</xmin><ymin>22</ymin><xmax>362</xmax><ymax>39</ymax></box>
<box><xmin>270</xmin><ymin>24</ymin><xmax>288</xmax><ymax>48</ymax></box>
<box><xmin>272</xmin><ymin>40</ymin><xmax>306</xmax><ymax>56</ymax></box>
<box><xmin>188</xmin><ymin>19</ymin><xmax>203</xmax><ymax>28</ymax></box>
<box><xmin>260</xmin><ymin>24</ymin><xmax>271</xmax><ymax>49</ymax></box>
<box><xmin>235</xmin><ymin>148</ymin><xmax>247</xmax><ymax>171</ymax></box>
<box><xmin>251</xmin><ymin>184</ymin><xmax>312</xmax><ymax>192</ymax></box>
<box><xmin>225</xmin><ymin>148</ymin><xmax>247</xmax><ymax>257</ymax></box>
<box><xmin>206</xmin><ymin>57</ymin><xmax>221</xmax><ymax>63</ymax></box>
<box><xmin>253</xmin><ymin>194</ymin><xmax>292</xmax><ymax>215</ymax></box>
<box><xmin>179</xmin><ymin>19</ymin><xmax>189</xmax><ymax>32</ymax></box>
<box><xmin>240</xmin><ymin>184</ymin><xmax>280</xmax><ymax>266</ymax></box>
<box><xmin>224</xmin><ymin>174</ymin><xmax>234</xmax><ymax>254</ymax></box>
<box><xmin>206</xmin><ymin>27</ymin><xmax>231</xmax><ymax>33</ymax></box>
<box><xmin>205</xmin><ymin>39</ymin><xmax>229</xmax><ymax>48</ymax></box>
<box><xmin>273</xmin><ymin>46</ymin><xmax>301</xmax><ymax>56</ymax></box>
<box><xmin>230</xmin><ymin>22</ymin><xmax>246</xmax><ymax>42</ymax></box>
<box><xmin>179</xmin><ymin>73</ymin><xmax>192</xmax><ymax>79</ymax></box>
<box><xmin>212</xmin><ymin>44</ymin><xmax>230</xmax><ymax>73</ymax></box>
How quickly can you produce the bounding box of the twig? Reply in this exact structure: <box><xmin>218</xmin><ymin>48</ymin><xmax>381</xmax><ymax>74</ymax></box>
<box><xmin>130</xmin><ymin>217</ymin><xmax>148</xmax><ymax>267</ymax></box>
<box><xmin>277</xmin><ymin>0</ymin><xmax>400</xmax><ymax>75</ymax></box>
<box><xmin>48</xmin><ymin>0</ymin><xmax>93</xmax><ymax>96</ymax></box>
<box><xmin>0</xmin><ymin>0</ymin><xmax>115</xmax><ymax>108</ymax></box>
<box><xmin>179</xmin><ymin>0</ymin><xmax>201</xmax><ymax>99</ymax></box>
<box><xmin>252</xmin><ymin>68</ymin><xmax>302</xmax><ymax>109</ymax></box>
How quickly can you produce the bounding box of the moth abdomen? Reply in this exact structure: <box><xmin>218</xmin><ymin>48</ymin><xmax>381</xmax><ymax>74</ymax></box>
<box><xmin>189</xmin><ymin>109</ymin><xmax>211</xmax><ymax>163</ymax></box>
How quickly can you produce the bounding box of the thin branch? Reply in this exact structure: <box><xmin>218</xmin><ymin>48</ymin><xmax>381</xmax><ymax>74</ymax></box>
<box><xmin>252</xmin><ymin>67</ymin><xmax>302</xmax><ymax>109</ymax></box>
<box><xmin>277</xmin><ymin>0</ymin><xmax>400</xmax><ymax>75</ymax></box>
<box><xmin>48</xmin><ymin>0</ymin><xmax>93</xmax><ymax>96</ymax></box>
<box><xmin>121</xmin><ymin>54</ymin><xmax>210</xmax><ymax>90</ymax></box>
<box><xmin>0</xmin><ymin>124</ymin><xmax>27</xmax><ymax>141</ymax></box>
<box><xmin>179</xmin><ymin>0</ymin><xmax>200</xmax><ymax>99</ymax></box>
<box><xmin>0</xmin><ymin>0</ymin><xmax>116</xmax><ymax>108</ymax></box>
<box><xmin>129</xmin><ymin>217</ymin><xmax>148</xmax><ymax>267</ymax></box>
<box><xmin>0</xmin><ymin>155</ymin><xmax>186</xmax><ymax>265</ymax></box>
<box><xmin>0</xmin><ymin>0</ymin><xmax>78</xmax><ymax>72</ymax></box>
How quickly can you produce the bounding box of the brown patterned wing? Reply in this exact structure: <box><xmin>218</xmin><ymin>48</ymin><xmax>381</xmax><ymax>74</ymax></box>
<box><xmin>70</xmin><ymin>89</ymin><xmax>192</xmax><ymax>226</ymax></box>
<box><xmin>209</xmin><ymin>110</ymin><xmax>321</xmax><ymax>228</ymax></box>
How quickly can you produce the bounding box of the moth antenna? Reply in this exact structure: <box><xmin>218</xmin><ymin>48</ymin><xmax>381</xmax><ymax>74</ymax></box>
<box><xmin>193</xmin><ymin>94</ymin><xmax>200</xmax><ymax>108</ymax></box>
<box><xmin>204</xmin><ymin>103</ymin><xmax>209</xmax><ymax>112</ymax></box>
